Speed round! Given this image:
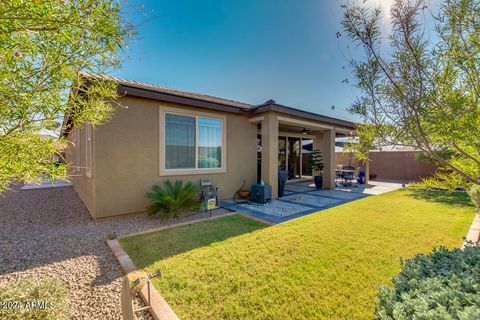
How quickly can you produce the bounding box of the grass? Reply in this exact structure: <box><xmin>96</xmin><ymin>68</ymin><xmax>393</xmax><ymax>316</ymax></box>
<box><xmin>119</xmin><ymin>189</ymin><xmax>475</xmax><ymax>320</ymax></box>
<box><xmin>121</xmin><ymin>214</ymin><xmax>267</xmax><ymax>265</ymax></box>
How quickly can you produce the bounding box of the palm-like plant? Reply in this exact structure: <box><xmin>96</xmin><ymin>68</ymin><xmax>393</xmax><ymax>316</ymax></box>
<box><xmin>145</xmin><ymin>180</ymin><xmax>201</xmax><ymax>220</ymax></box>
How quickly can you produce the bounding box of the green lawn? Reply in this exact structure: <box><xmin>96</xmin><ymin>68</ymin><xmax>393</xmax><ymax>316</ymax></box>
<box><xmin>120</xmin><ymin>189</ymin><xmax>475</xmax><ymax>320</ymax></box>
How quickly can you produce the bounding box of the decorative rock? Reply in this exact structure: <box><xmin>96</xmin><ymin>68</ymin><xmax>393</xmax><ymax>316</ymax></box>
<box><xmin>0</xmin><ymin>185</ymin><xmax>227</xmax><ymax>319</ymax></box>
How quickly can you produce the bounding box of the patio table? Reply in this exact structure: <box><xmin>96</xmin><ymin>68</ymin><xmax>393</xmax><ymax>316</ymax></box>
<box><xmin>335</xmin><ymin>169</ymin><xmax>355</xmax><ymax>186</ymax></box>
<box><xmin>335</xmin><ymin>169</ymin><xmax>355</xmax><ymax>176</ymax></box>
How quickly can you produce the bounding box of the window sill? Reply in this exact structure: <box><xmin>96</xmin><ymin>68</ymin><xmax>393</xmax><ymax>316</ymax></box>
<box><xmin>160</xmin><ymin>168</ymin><xmax>226</xmax><ymax>176</ymax></box>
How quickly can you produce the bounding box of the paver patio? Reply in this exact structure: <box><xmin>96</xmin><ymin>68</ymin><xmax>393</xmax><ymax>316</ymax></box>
<box><xmin>222</xmin><ymin>179</ymin><xmax>405</xmax><ymax>223</ymax></box>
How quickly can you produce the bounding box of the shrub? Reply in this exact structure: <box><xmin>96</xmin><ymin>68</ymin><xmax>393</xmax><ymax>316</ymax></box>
<box><xmin>0</xmin><ymin>278</ymin><xmax>69</xmax><ymax>320</ymax></box>
<box><xmin>468</xmin><ymin>185</ymin><xmax>480</xmax><ymax>210</ymax></box>
<box><xmin>308</xmin><ymin>150</ymin><xmax>324</xmax><ymax>174</ymax></box>
<box><xmin>376</xmin><ymin>245</ymin><xmax>480</xmax><ymax>320</ymax></box>
<box><xmin>413</xmin><ymin>171</ymin><xmax>469</xmax><ymax>191</ymax></box>
<box><xmin>145</xmin><ymin>180</ymin><xmax>201</xmax><ymax>220</ymax></box>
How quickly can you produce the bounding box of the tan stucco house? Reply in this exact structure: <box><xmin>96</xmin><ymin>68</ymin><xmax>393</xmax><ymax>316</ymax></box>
<box><xmin>62</xmin><ymin>75</ymin><xmax>356</xmax><ymax>218</ymax></box>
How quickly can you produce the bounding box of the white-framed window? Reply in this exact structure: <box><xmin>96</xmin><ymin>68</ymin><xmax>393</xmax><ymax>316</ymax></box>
<box><xmin>159</xmin><ymin>106</ymin><xmax>227</xmax><ymax>176</ymax></box>
<box><xmin>85</xmin><ymin>124</ymin><xmax>92</xmax><ymax>178</ymax></box>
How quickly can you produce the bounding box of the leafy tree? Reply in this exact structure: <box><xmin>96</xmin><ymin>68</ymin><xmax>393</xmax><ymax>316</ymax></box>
<box><xmin>341</xmin><ymin>0</ymin><xmax>480</xmax><ymax>190</ymax></box>
<box><xmin>0</xmin><ymin>0</ymin><xmax>134</xmax><ymax>191</ymax></box>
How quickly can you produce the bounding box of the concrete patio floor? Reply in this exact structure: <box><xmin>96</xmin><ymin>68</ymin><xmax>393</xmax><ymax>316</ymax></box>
<box><xmin>222</xmin><ymin>179</ymin><xmax>406</xmax><ymax>224</ymax></box>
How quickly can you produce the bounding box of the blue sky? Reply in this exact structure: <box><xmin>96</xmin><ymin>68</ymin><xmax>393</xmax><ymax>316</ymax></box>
<box><xmin>113</xmin><ymin>0</ymin><xmax>397</xmax><ymax>121</ymax></box>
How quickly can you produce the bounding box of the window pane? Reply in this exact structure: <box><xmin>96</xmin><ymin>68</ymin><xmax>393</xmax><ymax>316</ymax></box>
<box><xmin>198</xmin><ymin>117</ymin><xmax>222</xmax><ymax>168</ymax></box>
<box><xmin>278</xmin><ymin>137</ymin><xmax>286</xmax><ymax>170</ymax></box>
<box><xmin>257</xmin><ymin>134</ymin><xmax>261</xmax><ymax>183</ymax></box>
<box><xmin>288</xmin><ymin>137</ymin><xmax>301</xmax><ymax>180</ymax></box>
<box><xmin>165</xmin><ymin>114</ymin><xmax>195</xmax><ymax>169</ymax></box>
<box><xmin>302</xmin><ymin>139</ymin><xmax>313</xmax><ymax>177</ymax></box>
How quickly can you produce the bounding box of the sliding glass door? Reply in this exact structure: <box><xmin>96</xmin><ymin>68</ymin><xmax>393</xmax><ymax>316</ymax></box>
<box><xmin>278</xmin><ymin>137</ymin><xmax>287</xmax><ymax>170</ymax></box>
<box><xmin>258</xmin><ymin>135</ymin><xmax>315</xmax><ymax>183</ymax></box>
<box><xmin>301</xmin><ymin>139</ymin><xmax>313</xmax><ymax>178</ymax></box>
<box><xmin>287</xmin><ymin>137</ymin><xmax>301</xmax><ymax>180</ymax></box>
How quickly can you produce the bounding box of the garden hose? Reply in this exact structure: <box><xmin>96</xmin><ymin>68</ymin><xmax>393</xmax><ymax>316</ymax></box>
<box><xmin>233</xmin><ymin>180</ymin><xmax>249</xmax><ymax>204</ymax></box>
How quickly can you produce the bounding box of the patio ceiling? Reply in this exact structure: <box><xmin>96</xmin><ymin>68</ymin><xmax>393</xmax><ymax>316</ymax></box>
<box><xmin>253</xmin><ymin>115</ymin><xmax>354</xmax><ymax>136</ymax></box>
<box><xmin>278</xmin><ymin>116</ymin><xmax>331</xmax><ymax>134</ymax></box>
<box><xmin>278</xmin><ymin>123</ymin><xmax>324</xmax><ymax>134</ymax></box>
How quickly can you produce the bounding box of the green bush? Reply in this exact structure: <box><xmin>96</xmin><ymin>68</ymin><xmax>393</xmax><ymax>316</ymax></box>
<box><xmin>468</xmin><ymin>185</ymin><xmax>480</xmax><ymax>210</ymax></box>
<box><xmin>376</xmin><ymin>245</ymin><xmax>480</xmax><ymax>320</ymax></box>
<box><xmin>0</xmin><ymin>278</ymin><xmax>69</xmax><ymax>320</ymax></box>
<box><xmin>308</xmin><ymin>149</ymin><xmax>324</xmax><ymax>174</ymax></box>
<box><xmin>145</xmin><ymin>180</ymin><xmax>201</xmax><ymax>220</ymax></box>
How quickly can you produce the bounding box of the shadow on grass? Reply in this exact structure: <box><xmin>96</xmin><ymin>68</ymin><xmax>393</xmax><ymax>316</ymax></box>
<box><xmin>406</xmin><ymin>188</ymin><xmax>474</xmax><ymax>208</ymax></box>
<box><xmin>119</xmin><ymin>214</ymin><xmax>268</xmax><ymax>268</ymax></box>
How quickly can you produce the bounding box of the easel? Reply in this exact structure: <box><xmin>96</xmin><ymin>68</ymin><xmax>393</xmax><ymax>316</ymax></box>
<box><xmin>121</xmin><ymin>270</ymin><xmax>161</xmax><ymax>320</ymax></box>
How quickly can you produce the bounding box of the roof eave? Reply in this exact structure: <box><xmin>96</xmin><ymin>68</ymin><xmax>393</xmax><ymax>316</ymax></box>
<box><xmin>249</xmin><ymin>103</ymin><xmax>356</xmax><ymax>130</ymax></box>
<box><xmin>118</xmin><ymin>84</ymin><xmax>250</xmax><ymax>114</ymax></box>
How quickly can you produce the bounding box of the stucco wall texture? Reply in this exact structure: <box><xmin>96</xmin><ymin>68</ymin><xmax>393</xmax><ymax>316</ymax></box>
<box><xmin>65</xmin><ymin>123</ymin><xmax>96</xmax><ymax>214</ymax></box>
<box><xmin>68</xmin><ymin>96</ymin><xmax>258</xmax><ymax>218</ymax></box>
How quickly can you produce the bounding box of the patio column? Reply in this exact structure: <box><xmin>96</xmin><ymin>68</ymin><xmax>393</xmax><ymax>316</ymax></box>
<box><xmin>364</xmin><ymin>154</ymin><xmax>370</xmax><ymax>184</ymax></box>
<box><xmin>315</xmin><ymin>129</ymin><xmax>335</xmax><ymax>189</ymax></box>
<box><xmin>261</xmin><ymin>112</ymin><xmax>278</xmax><ymax>198</ymax></box>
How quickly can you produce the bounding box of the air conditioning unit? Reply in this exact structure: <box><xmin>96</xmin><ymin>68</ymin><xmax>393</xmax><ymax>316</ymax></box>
<box><xmin>250</xmin><ymin>184</ymin><xmax>272</xmax><ymax>204</ymax></box>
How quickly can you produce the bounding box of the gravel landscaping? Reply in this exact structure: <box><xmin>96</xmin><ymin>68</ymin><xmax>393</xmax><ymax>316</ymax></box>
<box><xmin>0</xmin><ymin>184</ymin><xmax>229</xmax><ymax>319</ymax></box>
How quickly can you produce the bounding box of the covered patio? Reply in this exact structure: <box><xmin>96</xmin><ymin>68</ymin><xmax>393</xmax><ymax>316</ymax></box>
<box><xmin>222</xmin><ymin>101</ymin><xmax>384</xmax><ymax>224</ymax></box>
<box><xmin>248</xmin><ymin>100</ymin><xmax>363</xmax><ymax>198</ymax></box>
<box><xmin>222</xmin><ymin>180</ymin><xmax>405</xmax><ymax>224</ymax></box>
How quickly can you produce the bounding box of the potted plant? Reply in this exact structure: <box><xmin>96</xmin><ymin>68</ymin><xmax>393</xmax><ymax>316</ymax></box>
<box><xmin>309</xmin><ymin>150</ymin><xmax>324</xmax><ymax>189</ymax></box>
<box><xmin>238</xmin><ymin>189</ymin><xmax>250</xmax><ymax>198</ymax></box>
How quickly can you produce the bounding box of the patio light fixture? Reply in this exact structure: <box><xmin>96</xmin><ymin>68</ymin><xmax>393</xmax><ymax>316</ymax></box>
<box><xmin>301</xmin><ymin>128</ymin><xmax>309</xmax><ymax>135</ymax></box>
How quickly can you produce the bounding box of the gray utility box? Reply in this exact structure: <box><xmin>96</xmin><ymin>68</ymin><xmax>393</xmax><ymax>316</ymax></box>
<box><xmin>250</xmin><ymin>184</ymin><xmax>272</xmax><ymax>204</ymax></box>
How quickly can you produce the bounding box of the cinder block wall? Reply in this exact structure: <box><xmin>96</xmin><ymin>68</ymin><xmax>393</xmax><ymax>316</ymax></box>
<box><xmin>336</xmin><ymin>151</ymin><xmax>436</xmax><ymax>181</ymax></box>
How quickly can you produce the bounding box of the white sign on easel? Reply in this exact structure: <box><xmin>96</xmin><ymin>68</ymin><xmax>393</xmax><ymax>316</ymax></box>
<box><xmin>120</xmin><ymin>270</ymin><xmax>161</xmax><ymax>320</ymax></box>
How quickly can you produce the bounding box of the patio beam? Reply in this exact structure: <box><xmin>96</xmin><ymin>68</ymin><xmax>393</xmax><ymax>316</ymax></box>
<box><xmin>261</xmin><ymin>112</ymin><xmax>279</xmax><ymax>198</ymax></box>
<box><xmin>277</xmin><ymin>116</ymin><xmax>333</xmax><ymax>131</ymax></box>
<box><xmin>335</xmin><ymin>126</ymin><xmax>355</xmax><ymax>135</ymax></box>
<box><xmin>248</xmin><ymin>116</ymin><xmax>264</xmax><ymax>124</ymax></box>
